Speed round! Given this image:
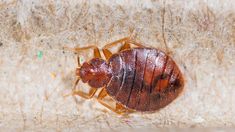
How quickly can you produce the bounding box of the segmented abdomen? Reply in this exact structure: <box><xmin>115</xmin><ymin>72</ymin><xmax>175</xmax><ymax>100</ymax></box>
<box><xmin>106</xmin><ymin>48</ymin><xmax>184</xmax><ymax>112</ymax></box>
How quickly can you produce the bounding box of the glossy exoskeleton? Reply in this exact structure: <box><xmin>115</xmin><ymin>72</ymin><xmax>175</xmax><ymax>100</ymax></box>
<box><xmin>70</xmin><ymin>37</ymin><xmax>184</xmax><ymax>114</ymax></box>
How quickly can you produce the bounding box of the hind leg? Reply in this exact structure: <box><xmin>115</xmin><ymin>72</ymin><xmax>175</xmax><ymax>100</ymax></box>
<box><xmin>97</xmin><ymin>88</ymin><xmax>133</xmax><ymax>114</ymax></box>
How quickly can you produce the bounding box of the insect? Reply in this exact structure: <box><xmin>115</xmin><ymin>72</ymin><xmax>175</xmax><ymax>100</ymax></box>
<box><xmin>69</xmin><ymin>37</ymin><xmax>184</xmax><ymax>114</ymax></box>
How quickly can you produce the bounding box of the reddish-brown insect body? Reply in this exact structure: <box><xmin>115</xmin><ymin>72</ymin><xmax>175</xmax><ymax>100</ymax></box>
<box><xmin>77</xmin><ymin>47</ymin><xmax>184</xmax><ymax>112</ymax></box>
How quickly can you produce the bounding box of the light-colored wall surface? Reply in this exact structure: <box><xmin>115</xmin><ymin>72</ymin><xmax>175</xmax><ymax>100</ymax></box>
<box><xmin>0</xmin><ymin>0</ymin><xmax>234</xmax><ymax>131</ymax></box>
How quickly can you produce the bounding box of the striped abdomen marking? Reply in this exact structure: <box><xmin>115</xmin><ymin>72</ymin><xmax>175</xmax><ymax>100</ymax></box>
<box><xmin>127</xmin><ymin>48</ymin><xmax>150</xmax><ymax>109</ymax></box>
<box><xmin>106</xmin><ymin>48</ymin><xmax>184</xmax><ymax>112</ymax></box>
<box><xmin>135</xmin><ymin>49</ymin><xmax>158</xmax><ymax>111</ymax></box>
<box><xmin>114</xmin><ymin>50</ymin><xmax>136</xmax><ymax>105</ymax></box>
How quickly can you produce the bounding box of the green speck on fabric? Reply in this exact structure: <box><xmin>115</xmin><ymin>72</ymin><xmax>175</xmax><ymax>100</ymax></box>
<box><xmin>80</xmin><ymin>57</ymin><xmax>84</xmax><ymax>63</ymax></box>
<box><xmin>37</xmin><ymin>51</ymin><xmax>43</xmax><ymax>59</ymax></box>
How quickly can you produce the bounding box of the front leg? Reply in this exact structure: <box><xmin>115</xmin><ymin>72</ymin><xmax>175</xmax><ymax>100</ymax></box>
<box><xmin>63</xmin><ymin>77</ymin><xmax>98</xmax><ymax>99</ymax></box>
<box><xmin>64</xmin><ymin>45</ymin><xmax>101</xmax><ymax>59</ymax></box>
<box><xmin>63</xmin><ymin>45</ymin><xmax>102</xmax><ymax>99</ymax></box>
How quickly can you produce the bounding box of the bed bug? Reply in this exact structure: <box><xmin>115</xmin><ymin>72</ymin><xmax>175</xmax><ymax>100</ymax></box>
<box><xmin>69</xmin><ymin>37</ymin><xmax>184</xmax><ymax>114</ymax></box>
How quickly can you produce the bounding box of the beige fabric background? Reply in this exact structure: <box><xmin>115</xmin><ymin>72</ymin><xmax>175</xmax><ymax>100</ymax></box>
<box><xmin>0</xmin><ymin>0</ymin><xmax>234</xmax><ymax>131</ymax></box>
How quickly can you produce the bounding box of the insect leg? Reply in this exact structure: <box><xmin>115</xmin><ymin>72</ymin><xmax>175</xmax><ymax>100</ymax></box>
<box><xmin>76</xmin><ymin>56</ymin><xmax>81</xmax><ymax>67</ymax></box>
<box><xmin>116</xmin><ymin>103</ymin><xmax>134</xmax><ymax>113</ymax></box>
<box><xmin>73</xmin><ymin>77</ymin><xmax>97</xmax><ymax>99</ymax></box>
<box><xmin>102</xmin><ymin>37</ymin><xmax>129</xmax><ymax>60</ymax></box>
<box><xmin>64</xmin><ymin>45</ymin><xmax>101</xmax><ymax>58</ymax></box>
<box><xmin>126</xmin><ymin>39</ymin><xmax>145</xmax><ymax>48</ymax></box>
<box><xmin>72</xmin><ymin>87</ymin><xmax>97</xmax><ymax>99</ymax></box>
<box><xmin>97</xmin><ymin>88</ymin><xmax>133</xmax><ymax>114</ymax></box>
<box><xmin>63</xmin><ymin>78</ymin><xmax>98</xmax><ymax>99</ymax></box>
<box><xmin>63</xmin><ymin>45</ymin><xmax>101</xmax><ymax>99</ymax></box>
<box><xmin>119</xmin><ymin>41</ymin><xmax>131</xmax><ymax>51</ymax></box>
<box><xmin>119</xmin><ymin>38</ymin><xmax>145</xmax><ymax>51</ymax></box>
